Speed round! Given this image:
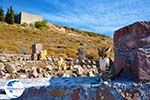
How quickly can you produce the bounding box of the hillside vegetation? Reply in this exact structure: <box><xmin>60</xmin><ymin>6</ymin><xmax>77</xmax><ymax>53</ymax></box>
<box><xmin>0</xmin><ymin>22</ymin><xmax>113</xmax><ymax>59</ymax></box>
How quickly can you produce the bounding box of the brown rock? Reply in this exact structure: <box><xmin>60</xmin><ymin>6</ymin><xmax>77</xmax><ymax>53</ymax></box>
<box><xmin>133</xmin><ymin>48</ymin><xmax>150</xmax><ymax>80</ymax></box>
<box><xmin>71</xmin><ymin>88</ymin><xmax>80</xmax><ymax>100</ymax></box>
<box><xmin>32</xmin><ymin>67</ymin><xmax>38</xmax><ymax>78</ymax></box>
<box><xmin>36</xmin><ymin>61</ymin><xmax>47</xmax><ymax>68</ymax></box>
<box><xmin>0</xmin><ymin>56</ymin><xmax>7</xmax><ymax>62</ymax></box>
<box><xmin>0</xmin><ymin>62</ymin><xmax>5</xmax><ymax>70</ymax></box>
<box><xmin>9</xmin><ymin>73</ymin><xmax>19</xmax><ymax>79</ymax></box>
<box><xmin>114</xmin><ymin>21</ymin><xmax>150</xmax><ymax>42</ymax></box>
<box><xmin>50</xmin><ymin>88</ymin><xmax>67</xmax><ymax>96</ymax></box>
<box><xmin>114</xmin><ymin>21</ymin><xmax>150</xmax><ymax>80</ymax></box>
<box><xmin>96</xmin><ymin>86</ymin><xmax>115</xmax><ymax>100</ymax></box>
<box><xmin>31</xmin><ymin>53</ymin><xmax>38</xmax><ymax>61</ymax></box>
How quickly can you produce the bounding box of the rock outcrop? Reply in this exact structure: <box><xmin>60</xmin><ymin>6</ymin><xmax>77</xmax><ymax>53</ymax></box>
<box><xmin>114</xmin><ymin>21</ymin><xmax>150</xmax><ymax>81</ymax></box>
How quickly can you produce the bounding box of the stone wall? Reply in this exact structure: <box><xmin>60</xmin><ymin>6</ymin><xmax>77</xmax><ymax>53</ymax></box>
<box><xmin>0</xmin><ymin>54</ymin><xmax>31</xmax><ymax>62</ymax></box>
<box><xmin>0</xmin><ymin>77</ymin><xmax>149</xmax><ymax>100</ymax></box>
<box><xmin>0</xmin><ymin>54</ymin><xmax>98</xmax><ymax>79</ymax></box>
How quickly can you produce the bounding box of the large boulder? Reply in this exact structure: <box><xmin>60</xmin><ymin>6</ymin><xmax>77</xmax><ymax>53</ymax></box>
<box><xmin>114</xmin><ymin>21</ymin><xmax>150</xmax><ymax>81</ymax></box>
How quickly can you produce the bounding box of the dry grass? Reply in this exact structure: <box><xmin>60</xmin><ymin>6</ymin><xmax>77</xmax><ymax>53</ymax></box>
<box><xmin>0</xmin><ymin>22</ymin><xmax>114</xmax><ymax>59</ymax></box>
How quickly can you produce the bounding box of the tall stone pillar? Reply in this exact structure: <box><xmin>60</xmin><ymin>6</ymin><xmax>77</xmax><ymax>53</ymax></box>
<box><xmin>77</xmin><ymin>44</ymin><xmax>86</xmax><ymax>65</ymax></box>
<box><xmin>31</xmin><ymin>43</ymin><xmax>43</xmax><ymax>60</ymax></box>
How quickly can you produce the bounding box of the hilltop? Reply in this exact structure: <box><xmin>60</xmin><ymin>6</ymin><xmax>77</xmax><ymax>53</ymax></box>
<box><xmin>0</xmin><ymin>22</ymin><xmax>113</xmax><ymax>59</ymax></box>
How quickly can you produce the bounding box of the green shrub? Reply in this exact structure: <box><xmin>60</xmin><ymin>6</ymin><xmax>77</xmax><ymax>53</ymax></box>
<box><xmin>21</xmin><ymin>23</ymin><xmax>28</xmax><ymax>27</ymax></box>
<box><xmin>29</xmin><ymin>23</ymin><xmax>34</xmax><ymax>28</ymax></box>
<box><xmin>35</xmin><ymin>20</ymin><xmax>47</xmax><ymax>30</ymax></box>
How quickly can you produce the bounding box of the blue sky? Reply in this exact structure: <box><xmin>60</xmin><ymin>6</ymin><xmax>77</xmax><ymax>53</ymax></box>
<box><xmin>0</xmin><ymin>0</ymin><xmax>150</xmax><ymax>36</ymax></box>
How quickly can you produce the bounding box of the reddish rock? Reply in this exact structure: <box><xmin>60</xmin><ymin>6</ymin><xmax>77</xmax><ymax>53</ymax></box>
<box><xmin>114</xmin><ymin>21</ymin><xmax>150</xmax><ymax>42</ymax></box>
<box><xmin>50</xmin><ymin>88</ymin><xmax>67</xmax><ymax>96</ymax></box>
<box><xmin>133</xmin><ymin>48</ymin><xmax>150</xmax><ymax>80</ymax></box>
<box><xmin>71</xmin><ymin>88</ymin><xmax>80</xmax><ymax>100</ymax></box>
<box><xmin>114</xmin><ymin>21</ymin><xmax>150</xmax><ymax>80</ymax></box>
<box><xmin>96</xmin><ymin>86</ymin><xmax>115</xmax><ymax>100</ymax></box>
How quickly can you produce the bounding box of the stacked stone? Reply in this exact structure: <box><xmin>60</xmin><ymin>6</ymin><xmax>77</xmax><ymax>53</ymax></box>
<box><xmin>0</xmin><ymin>42</ymin><xmax>100</xmax><ymax>79</ymax></box>
<box><xmin>0</xmin><ymin>56</ymin><xmax>99</xmax><ymax>79</ymax></box>
<box><xmin>0</xmin><ymin>54</ymin><xmax>31</xmax><ymax>62</ymax></box>
<box><xmin>1</xmin><ymin>77</ymin><xmax>149</xmax><ymax>100</ymax></box>
<box><xmin>77</xmin><ymin>44</ymin><xmax>86</xmax><ymax>65</ymax></box>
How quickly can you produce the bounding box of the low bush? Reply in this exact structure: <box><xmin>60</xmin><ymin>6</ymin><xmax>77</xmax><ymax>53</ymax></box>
<box><xmin>35</xmin><ymin>20</ymin><xmax>47</xmax><ymax>30</ymax></box>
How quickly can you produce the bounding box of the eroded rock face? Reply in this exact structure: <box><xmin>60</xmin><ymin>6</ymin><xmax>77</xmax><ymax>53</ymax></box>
<box><xmin>114</xmin><ymin>21</ymin><xmax>150</xmax><ymax>81</ymax></box>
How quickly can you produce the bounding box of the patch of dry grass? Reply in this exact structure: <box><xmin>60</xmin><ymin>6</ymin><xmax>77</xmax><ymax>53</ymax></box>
<box><xmin>0</xmin><ymin>22</ymin><xmax>114</xmax><ymax>59</ymax></box>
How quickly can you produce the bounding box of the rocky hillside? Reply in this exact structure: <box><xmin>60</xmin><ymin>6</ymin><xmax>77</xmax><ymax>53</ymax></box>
<box><xmin>0</xmin><ymin>22</ymin><xmax>113</xmax><ymax>59</ymax></box>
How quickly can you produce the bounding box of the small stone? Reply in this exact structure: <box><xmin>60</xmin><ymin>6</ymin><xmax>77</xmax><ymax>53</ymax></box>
<box><xmin>0</xmin><ymin>56</ymin><xmax>7</xmax><ymax>62</ymax></box>
<box><xmin>43</xmin><ymin>72</ymin><xmax>51</xmax><ymax>78</ymax></box>
<box><xmin>73</xmin><ymin>65</ymin><xmax>80</xmax><ymax>69</ymax></box>
<box><xmin>5</xmin><ymin>63</ymin><xmax>16</xmax><ymax>73</ymax></box>
<box><xmin>88</xmin><ymin>71</ymin><xmax>95</xmax><ymax>77</ymax></box>
<box><xmin>72</xmin><ymin>73</ymin><xmax>77</xmax><ymax>77</ymax></box>
<box><xmin>47</xmin><ymin>57</ymin><xmax>52</xmax><ymax>61</ymax></box>
<box><xmin>92</xmin><ymin>61</ymin><xmax>96</xmax><ymax>65</ymax></box>
<box><xmin>87</xmin><ymin>60</ymin><xmax>91</xmax><ymax>63</ymax></box>
<box><xmin>37</xmin><ymin>68</ymin><xmax>43</xmax><ymax>73</ymax></box>
<box><xmin>19</xmin><ymin>74</ymin><xmax>27</xmax><ymax>78</ymax></box>
<box><xmin>25</xmin><ymin>67</ymin><xmax>32</xmax><ymax>72</ymax></box>
<box><xmin>0</xmin><ymin>62</ymin><xmax>5</xmax><ymax>70</ymax></box>
<box><xmin>3</xmin><ymin>73</ymin><xmax>10</xmax><ymax>79</ymax></box>
<box><xmin>78</xmin><ymin>66</ymin><xmax>84</xmax><ymax>75</ymax></box>
<box><xmin>37</xmin><ymin>74</ymin><xmax>42</xmax><ymax>78</ymax></box>
<box><xmin>103</xmin><ymin>81</ymin><xmax>109</xmax><ymax>85</ymax></box>
<box><xmin>96</xmin><ymin>86</ymin><xmax>116</xmax><ymax>100</ymax></box>
<box><xmin>1</xmin><ymin>70</ymin><xmax>6</xmax><ymax>76</ymax></box>
<box><xmin>63</xmin><ymin>71</ymin><xmax>71</xmax><ymax>77</ymax></box>
<box><xmin>32</xmin><ymin>67</ymin><xmax>38</xmax><ymax>78</ymax></box>
<box><xmin>46</xmin><ymin>65</ymin><xmax>53</xmax><ymax>71</ymax></box>
<box><xmin>87</xmin><ymin>65</ymin><xmax>91</xmax><ymax>68</ymax></box>
<box><xmin>92</xmin><ymin>65</ymin><xmax>97</xmax><ymax>68</ymax></box>
<box><xmin>71</xmin><ymin>88</ymin><xmax>80</xmax><ymax>100</ymax></box>
<box><xmin>10</xmin><ymin>73</ymin><xmax>18</xmax><ymax>79</ymax></box>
